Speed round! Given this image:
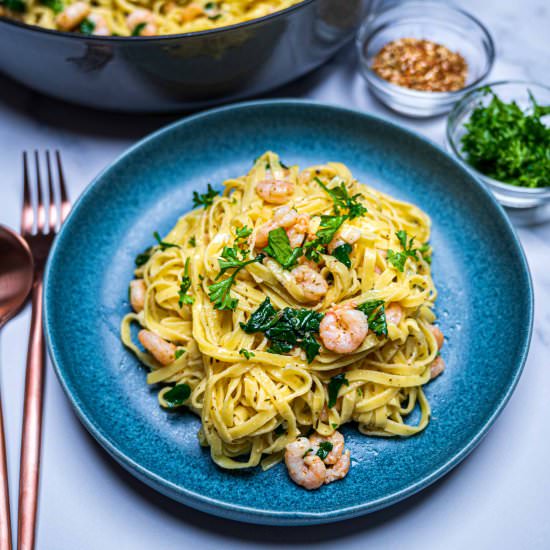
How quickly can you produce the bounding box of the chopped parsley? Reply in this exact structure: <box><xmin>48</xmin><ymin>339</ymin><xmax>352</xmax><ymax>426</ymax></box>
<box><xmin>316</xmin><ymin>441</ymin><xmax>334</xmax><ymax>460</ymax></box>
<box><xmin>208</xmin><ymin>248</ymin><xmax>264</xmax><ymax>310</ymax></box>
<box><xmin>461</xmin><ymin>88</ymin><xmax>550</xmax><ymax>188</ymax></box>
<box><xmin>188</xmin><ymin>236</ymin><xmax>196</xmax><ymax>247</ymax></box>
<box><xmin>79</xmin><ymin>18</ymin><xmax>95</xmax><ymax>35</ymax></box>
<box><xmin>239</xmin><ymin>349</ymin><xmax>255</xmax><ymax>360</ymax></box>
<box><xmin>331</xmin><ymin>243</ymin><xmax>352</xmax><ymax>268</ymax></box>
<box><xmin>1</xmin><ymin>0</ymin><xmax>26</xmax><ymax>12</ymax></box>
<box><xmin>40</xmin><ymin>0</ymin><xmax>63</xmax><ymax>13</ymax></box>
<box><xmin>327</xmin><ymin>373</ymin><xmax>349</xmax><ymax>408</ymax></box>
<box><xmin>153</xmin><ymin>231</ymin><xmax>179</xmax><ymax>251</ymax></box>
<box><xmin>132</xmin><ymin>22</ymin><xmax>147</xmax><ymax>36</ymax></box>
<box><xmin>315</xmin><ymin>177</ymin><xmax>367</xmax><ymax>219</ymax></box>
<box><xmin>240</xmin><ymin>297</ymin><xmax>324</xmax><ymax>363</ymax></box>
<box><xmin>419</xmin><ymin>242</ymin><xmax>431</xmax><ymax>264</ymax></box>
<box><xmin>357</xmin><ymin>300</ymin><xmax>387</xmax><ymax>337</ymax></box>
<box><xmin>192</xmin><ymin>183</ymin><xmax>219</xmax><ymax>209</ymax></box>
<box><xmin>264</xmin><ymin>227</ymin><xmax>303</xmax><ymax>269</ymax></box>
<box><xmin>174</xmin><ymin>349</ymin><xmax>186</xmax><ymax>360</ymax></box>
<box><xmin>163</xmin><ymin>383</ymin><xmax>191</xmax><ymax>408</ymax></box>
<box><xmin>178</xmin><ymin>258</ymin><xmax>194</xmax><ymax>307</ymax></box>
<box><xmin>387</xmin><ymin>230</ymin><xmax>418</xmax><ymax>272</ymax></box>
<box><xmin>304</xmin><ymin>215</ymin><xmax>346</xmax><ymax>262</ymax></box>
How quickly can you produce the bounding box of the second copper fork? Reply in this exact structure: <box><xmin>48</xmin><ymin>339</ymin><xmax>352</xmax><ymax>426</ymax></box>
<box><xmin>18</xmin><ymin>151</ymin><xmax>70</xmax><ymax>550</ymax></box>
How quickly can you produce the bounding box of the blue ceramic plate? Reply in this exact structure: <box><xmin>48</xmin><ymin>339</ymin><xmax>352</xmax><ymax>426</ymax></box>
<box><xmin>44</xmin><ymin>101</ymin><xmax>533</xmax><ymax>525</ymax></box>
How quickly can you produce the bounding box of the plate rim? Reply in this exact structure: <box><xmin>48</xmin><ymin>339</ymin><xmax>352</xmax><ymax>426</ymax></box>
<box><xmin>44</xmin><ymin>99</ymin><xmax>534</xmax><ymax>524</ymax></box>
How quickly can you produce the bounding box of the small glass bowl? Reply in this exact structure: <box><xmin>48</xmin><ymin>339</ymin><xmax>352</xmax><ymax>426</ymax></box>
<box><xmin>356</xmin><ymin>1</ymin><xmax>495</xmax><ymax>117</ymax></box>
<box><xmin>447</xmin><ymin>80</ymin><xmax>550</xmax><ymax>225</ymax></box>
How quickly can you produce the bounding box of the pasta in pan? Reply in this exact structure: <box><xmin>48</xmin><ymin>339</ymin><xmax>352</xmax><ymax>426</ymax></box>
<box><xmin>2</xmin><ymin>0</ymin><xmax>302</xmax><ymax>37</ymax></box>
<box><xmin>121</xmin><ymin>152</ymin><xmax>445</xmax><ymax>489</ymax></box>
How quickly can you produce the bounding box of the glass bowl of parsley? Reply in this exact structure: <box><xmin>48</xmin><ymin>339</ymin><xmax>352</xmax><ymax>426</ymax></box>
<box><xmin>447</xmin><ymin>81</ymin><xmax>550</xmax><ymax>223</ymax></box>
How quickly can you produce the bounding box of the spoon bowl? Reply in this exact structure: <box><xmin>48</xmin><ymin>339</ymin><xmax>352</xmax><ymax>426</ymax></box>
<box><xmin>0</xmin><ymin>225</ymin><xmax>34</xmax><ymax>329</ymax></box>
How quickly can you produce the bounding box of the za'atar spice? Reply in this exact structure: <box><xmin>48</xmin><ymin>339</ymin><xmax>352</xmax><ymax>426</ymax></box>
<box><xmin>371</xmin><ymin>37</ymin><xmax>468</xmax><ymax>92</ymax></box>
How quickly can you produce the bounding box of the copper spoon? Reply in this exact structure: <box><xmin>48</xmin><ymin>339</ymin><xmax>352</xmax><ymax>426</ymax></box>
<box><xmin>0</xmin><ymin>225</ymin><xmax>34</xmax><ymax>550</ymax></box>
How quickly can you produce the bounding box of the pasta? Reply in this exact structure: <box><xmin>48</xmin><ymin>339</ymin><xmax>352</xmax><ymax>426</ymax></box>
<box><xmin>2</xmin><ymin>0</ymin><xmax>302</xmax><ymax>37</ymax></box>
<box><xmin>121</xmin><ymin>151</ymin><xmax>445</xmax><ymax>474</ymax></box>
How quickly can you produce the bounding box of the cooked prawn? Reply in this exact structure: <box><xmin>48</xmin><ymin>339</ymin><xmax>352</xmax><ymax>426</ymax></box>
<box><xmin>385</xmin><ymin>303</ymin><xmax>403</xmax><ymax>326</ymax></box>
<box><xmin>138</xmin><ymin>329</ymin><xmax>176</xmax><ymax>365</ymax></box>
<box><xmin>430</xmin><ymin>356</ymin><xmax>445</xmax><ymax>379</ymax></box>
<box><xmin>309</xmin><ymin>431</ymin><xmax>345</xmax><ymax>465</ymax></box>
<box><xmin>291</xmin><ymin>264</ymin><xmax>328</xmax><ymax>303</ymax></box>
<box><xmin>256</xmin><ymin>179</ymin><xmax>295</xmax><ymax>204</ymax></box>
<box><xmin>130</xmin><ymin>279</ymin><xmax>146</xmax><ymax>313</ymax></box>
<box><xmin>319</xmin><ymin>304</ymin><xmax>368</xmax><ymax>354</ymax></box>
<box><xmin>324</xmin><ymin>450</ymin><xmax>350</xmax><ymax>484</ymax></box>
<box><xmin>180</xmin><ymin>2</ymin><xmax>204</xmax><ymax>22</ymax></box>
<box><xmin>327</xmin><ymin>225</ymin><xmax>361</xmax><ymax>253</ymax></box>
<box><xmin>285</xmin><ymin>437</ymin><xmax>326</xmax><ymax>490</ymax></box>
<box><xmin>127</xmin><ymin>8</ymin><xmax>157</xmax><ymax>35</ymax></box>
<box><xmin>56</xmin><ymin>2</ymin><xmax>90</xmax><ymax>31</ymax></box>
<box><xmin>255</xmin><ymin>206</ymin><xmax>308</xmax><ymax>249</ymax></box>
<box><xmin>429</xmin><ymin>324</ymin><xmax>444</xmax><ymax>350</ymax></box>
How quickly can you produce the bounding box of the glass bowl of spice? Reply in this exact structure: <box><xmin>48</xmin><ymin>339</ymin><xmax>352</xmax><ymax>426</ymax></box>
<box><xmin>447</xmin><ymin>80</ymin><xmax>550</xmax><ymax>224</ymax></box>
<box><xmin>356</xmin><ymin>1</ymin><xmax>495</xmax><ymax>117</ymax></box>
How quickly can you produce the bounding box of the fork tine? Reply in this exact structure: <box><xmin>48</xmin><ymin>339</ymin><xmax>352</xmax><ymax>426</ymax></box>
<box><xmin>34</xmin><ymin>151</ymin><xmax>46</xmax><ymax>233</ymax></box>
<box><xmin>55</xmin><ymin>151</ymin><xmax>71</xmax><ymax>225</ymax></box>
<box><xmin>21</xmin><ymin>152</ymin><xmax>34</xmax><ymax>236</ymax></box>
<box><xmin>45</xmin><ymin>151</ymin><xmax>57</xmax><ymax>233</ymax></box>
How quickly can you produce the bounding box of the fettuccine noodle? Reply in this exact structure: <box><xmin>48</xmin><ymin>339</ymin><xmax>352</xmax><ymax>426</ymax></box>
<box><xmin>121</xmin><ymin>152</ymin><xmax>443</xmax><ymax>471</ymax></box>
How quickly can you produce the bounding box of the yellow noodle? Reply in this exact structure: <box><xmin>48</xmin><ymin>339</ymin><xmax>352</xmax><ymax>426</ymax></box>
<box><xmin>4</xmin><ymin>0</ymin><xmax>302</xmax><ymax>36</ymax></box>
<box><xmin>120</xmin><ymin>151</ymin><xmax>441</xmax><ymax>470</ymax></box>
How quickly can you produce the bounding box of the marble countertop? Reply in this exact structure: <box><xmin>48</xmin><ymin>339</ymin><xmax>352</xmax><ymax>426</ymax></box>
<box><xmin>1</xmin><ymin>1</ymin><xmax>549</xmax><ymax>548</ymax></box>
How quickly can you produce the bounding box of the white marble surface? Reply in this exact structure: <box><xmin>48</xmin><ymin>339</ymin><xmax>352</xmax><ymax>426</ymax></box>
<box><xmin>1</xmin><ymin>1</ymin><xmax>549</xmax><ymax>548</ymax></box>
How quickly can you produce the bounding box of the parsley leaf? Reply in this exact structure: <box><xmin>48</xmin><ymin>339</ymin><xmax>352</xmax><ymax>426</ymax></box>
<box><xmin>327</xmin><ymin>373</ymin><xmax>349</xmax><ymax>408</ymax></box>
<box><xmin>208</xmin><ymin>252</ymin><xmax>264</xmax><ymax>310</ymax></box>
<box><xmin>132</xmin><ymin>22</ymin><xmax>147</xmax><ymax>36</ymax></box>
<box><xmin>331</xmin><ymin>243</ymin><xmax>352</xmax><ymax>268</ymax></box>
<box><xmin>178</xmin><ymin>258</ymin><xmax>194</xmax><ymax>307</ymax></box>
<box><xmin>239</xmin><ymin>349</ymin><xmax>255</xmax><ymax>360</ymax></box>
<box><xmin>387</xmin><ymin>230</ymin><xmax>418</xmax><ymax>272</ymax></box>
<box><xmin>163</xmin><ymin>383</ymin><xmax>191</xmax><ymax>408</ymax></box>
<box><xmin>79</xmin><ymin>18</ymin><xmax>95</xmax><ymax>34</ymax></box>
<box><xmin>316</xmin><ymin>441</ymin><xmax>334</xmax><ymax>460</ymax></box>
<box><xmin>153</xmin><ymin>231</ymin><xmax>180</xmax><ymax>251</ymax></box>
<box><xmin>357</xmin><ymin>300</ymin><xmax>387</xmax><ymax>336</ymax></box>
<box><xmin>263</xmin><ymin>227</ymin><xmax>303</xmax><ymax>269</ymax></box>
<box><xmin>235</xmin><ymin>225</ymin><xmax>253</xmax><ymax>241</ymax></box>
<box><xmin>192</xmin><ymin>184</ymin><xmax>219</xmax><ymax>209</ymax></box>
<box><xmin>175</xmin><ymin>349</ymin><xmax>186</xmax><ymax>360</ymax></box>
<box><xmin>315</xmin><ymin>177</ymin><xmax>367</xmax><ymax>219</ymax></box>
<box><xmin>134</xmin><ymin>247</ymin><xmax>152</xmax><ymax>267</ymax></box>
<box><xmin>40</xmin><ymin>0</ymin><xmax>63</xmax><ymax>13</ymax></box>
<box><xmin>304</xmin><ymin>215</ymin><xmax>346</xmax><ymax>262</ymax></box>
<box><xmin>188</xmin><ymin>236</ymin><xmax>196</xmax><ymax>247</ymax></box>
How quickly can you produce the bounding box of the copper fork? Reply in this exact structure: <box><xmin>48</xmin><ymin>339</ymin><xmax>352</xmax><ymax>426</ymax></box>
<box><xmin>19</xmin><ymin>151</ymin><xmax>70</xmax><ymax>550</ymax></box>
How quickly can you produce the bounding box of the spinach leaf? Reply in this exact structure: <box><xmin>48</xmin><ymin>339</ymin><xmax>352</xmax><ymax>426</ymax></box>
<box><xmin>240</xmin><ymin>297</ymin><xmax>278</xmax><ymax>333</ymax></box>
<box><xmin>332</xmin><ymin>243</ymin><xmax>352</xmax><ymax>268</ymax></box>
<box><xmin>327</xmin><ymin>373</ymin><xmax>349</xmax><ymax>408</ymax></box>
<box><xmin>1</xmin><ymin>0</ymin><xmax>26</xmax><ymax>12</ymax></box>
<box><xmin>40</xmin><ymin>0</ymin><xmax>63</xmax><ymax>13</ymax></box>
<box><xmin>163</xmin><ymin>383</ymin><xmax>191</xmax><ymax>408</ymax></box>
<box><xmin>79</xmin><ymin>18</ymin><xmax>95</xmax><ymax>35</ymax></box>
<box><xmin>357</xmin><ymin>300</ymin><xmax>387</xmax><ymax>336</ymax></box>
<box><xmin>263</xmin><ymin>227</ymin><xmax>302</xmax><ymax>269</ymax></box>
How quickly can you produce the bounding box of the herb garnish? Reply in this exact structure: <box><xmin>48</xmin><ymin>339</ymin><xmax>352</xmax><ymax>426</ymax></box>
<box><xmin>132</xmin><ymin>22</ymin><xmax>147</xmax><ymax>36</ymax></box>
<box><xmin>208</xmin><ymin>248</ymin><xmax>264</xmax><ymax>310</ymax></box>
<box><xmin>357</xmin><ymin>300</ymin><xmax>387</xmax><ymax>336</ymax></box>
<box><xmin>175</xmin><ymin>349</ymin><xmax>186</xmax><ymax>360</ymax></box>
<box><xmin>264</xmin><ymin>227</ymin><xmax>303</xmax><ymax>269</ymax></box>
<box><xmin>327</xmin><ymin>373</ymin><xmax>349</xmax><ymax>408</ymax></box>
<box><xmin>304</xmin><ymin>215</ymin><xmax>347</xmax><ymax>262</ymax></box>
<box><xmin>239</xmin><ymin>349</ymin><xmax>255</xmax><ymax>360</ymax></box>
<box><xmin>135</xmin><ymin>247</ymin><xmax>152</xmax><ymax>267</ymax></box>
<box><xmin>178</xmin><ymin>258</ymin><xmax>194</xmax><ymax>307</ymax></box>
<box><xmin>315</xmin><ymin>177</ymin><xmax>367</xmax><ymax>219</ymax></box>
<box><xmin>192</xmin><ymin>183</ymin><xmax>219</xmax><ymax>209</ymax></box>
<box><xmin>240</xmin><ymin>297</ymin><xmax>324</xmax><ymax>363</ymax></box>
<box><xmin>163</xmin><ymin>383</ymin><xmax>191</xmax><ymax>408</ymax></box>
<box><xmin>154</xmin><ymin>231</ymin><xmax>179</xmax><ymax>251</ymax></box>
<box><xmin>387</xmin><ymin>230</ymin><xmax>418</xmax><ymax>272</ymax></box>
<box><xmin>40</xmin><ymin>0</ymin><xmax>63</xmax><ymax>13</ymax></box>
<box><xmin>331</xmin><ymin>243</ymin><xmax>353</xmax><ymax>268</ymax></box>
<box><xmin>1</xmin><ymin>0</ymin><xmax>26</xmax><ymax>12</ymax></box>
<box><xmin>188</xmin><ymin>236</ymin><xmax>196</xmax><ymax>247</ymax></box>
<box><xmin>79</xmin><ymin>18</ymin><xmax>95</xmax><ymax>34</ymax></box>
<box><xmin>316</xmin><ymin>441</ymin><xmax>334</xmax><ymax>460</ymax></box>
<box><xmin>274</xmin><ymin>424</ymin><xmax>286</xmax><ymax>436</ymax></box>
<box><xmin>461</xmin><ymin>88</ymin><xmax>550</xmax><ymax>188</ymax></box>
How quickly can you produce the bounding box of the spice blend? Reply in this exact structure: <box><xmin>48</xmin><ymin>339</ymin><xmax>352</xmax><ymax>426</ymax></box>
<box><xmin>371</xmin><ymin>37</ymin><xmax>468</xmax><ymax>92</ymax></box>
